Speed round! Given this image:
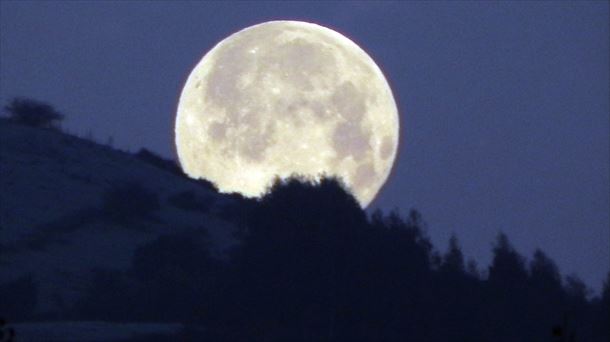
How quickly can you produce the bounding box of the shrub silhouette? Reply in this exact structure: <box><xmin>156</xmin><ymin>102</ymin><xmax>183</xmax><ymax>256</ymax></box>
<box><xmin>75</xmin><ymin>232</ymin><xmax>221</xmax><ymax>322</ymax></box>
<box><xmin>131</xmin><ymin>232</ymin><xmax>220</xmax><ymax>321</ymax></box>
<box><xmin>4</xmin><ymin>97</ymin><xmax>64</xmax><ymax>129</ymax></box>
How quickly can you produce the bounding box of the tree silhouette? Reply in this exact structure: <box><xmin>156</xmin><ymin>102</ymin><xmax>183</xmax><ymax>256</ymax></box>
<box><xmin>565</xmin><ymin>274</ymin><xmax>590</xmax><ymax>302</ymax></box>
<box><xmin>2</xmin><ymin>99</ymin><xmax>606</xmax><ymax>341</ymax></box>
<box><xmin>530</xmin><ymin>249</ymin><xmax>562</xmax><ymax>292</ymax></box>
<box><xmin>592</xmin><ymin>272</ymin><xmax>610</xmax><ymax>339</ymax></box>
<box><xmin>524</xmin><ymin>249</ymin><xmax>566</xmax><ymax>340</ymax></box>
<box><xmin>440</xmin><ymin>234</ymin><xmax>465</xmax><ymax>274</ymax></box>
<box><xmin>479</xmin><ymin>233</ymin><xmax>530</xmax><ymax>341</ymax></box>
<box><xmin>222</xmin><ymin>176</ymin><xmax>369</xmax><ymax>341</ymax></box>
<box><xmin>488</xmin><ymin>232</ymin><xmax>528</xmax><ymax>286</ymax></box>
<box><xmin>66</xmin><ymin>176</ymin><xmax>609</xmax><ymax>341</ymax></box>
<box><xmin>602</xmin><ymin>272</ymin><xmax>610</xmax><ymax>303</ymax></box>
<box><xmin>4</xmin><ymin>97</ymin><xmax>64</xmax><ymax>129</ymax></box>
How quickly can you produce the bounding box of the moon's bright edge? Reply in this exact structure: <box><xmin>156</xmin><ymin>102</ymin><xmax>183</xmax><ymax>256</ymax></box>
<box><xmin>176</xmin><ymin>21</ymin><xmax>399</xmax><ymax>207</ymax></box>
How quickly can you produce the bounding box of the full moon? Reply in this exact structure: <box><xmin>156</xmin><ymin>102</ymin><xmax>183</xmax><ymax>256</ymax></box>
<box><xmin>176</xmin><ymin>21</ymin><xmax>399</xmax><ymax>207</ymax></box>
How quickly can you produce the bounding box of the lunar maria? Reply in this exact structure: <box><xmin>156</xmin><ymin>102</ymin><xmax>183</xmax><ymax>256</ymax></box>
<box><xmin>175</xmin><ymin>20</ymin><xmax>399</xmax><ymax>207</ymax></box>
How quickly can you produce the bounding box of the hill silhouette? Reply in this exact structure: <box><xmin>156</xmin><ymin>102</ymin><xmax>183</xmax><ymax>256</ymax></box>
<box><xmin>0</xmin><ymin>104</ymin><xmax>608</xmax><ymax>341</ymax></box>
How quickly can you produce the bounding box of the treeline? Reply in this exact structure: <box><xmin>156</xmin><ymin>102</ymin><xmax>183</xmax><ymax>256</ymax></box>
<box><xmin>68</xmin><ymin>177</ymin><xmax>608</xmax><ymax>341</ymax></box>
<box><xmin>2</xmin><ymin>98</ymin><xmax>608</xmax><ymax>340</ymax></box>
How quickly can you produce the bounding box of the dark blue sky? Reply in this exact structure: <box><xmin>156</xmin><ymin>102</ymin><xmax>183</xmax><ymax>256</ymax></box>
<box><xmin>1</xmin><ymin>1</ymin><xmax>608</xmax><ymax>292</ymax></box>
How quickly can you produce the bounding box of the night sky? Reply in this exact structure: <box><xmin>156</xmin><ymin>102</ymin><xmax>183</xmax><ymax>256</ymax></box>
<box><xmin>1</xmin><ymin>2</ymin><xmax>608</xmax><ymax>293</ymax></box>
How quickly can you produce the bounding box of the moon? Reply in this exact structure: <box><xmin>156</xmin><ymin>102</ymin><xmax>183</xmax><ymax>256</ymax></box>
<box><xmin>175</xmin><ymin>21</ymin><xmax>399</xmax><ymax>207</ymax></box>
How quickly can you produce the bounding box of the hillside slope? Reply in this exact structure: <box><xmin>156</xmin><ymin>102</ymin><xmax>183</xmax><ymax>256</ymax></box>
<box><xmin>0</xmin><ymin>120</ymin><xmax>240</xmax><ymax>314</ymax></box>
